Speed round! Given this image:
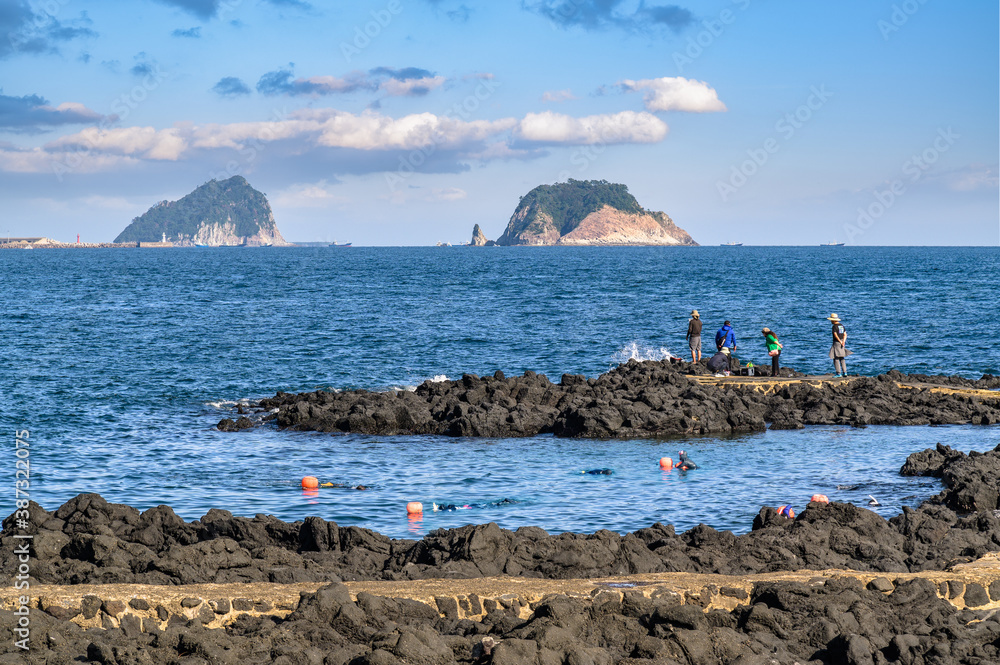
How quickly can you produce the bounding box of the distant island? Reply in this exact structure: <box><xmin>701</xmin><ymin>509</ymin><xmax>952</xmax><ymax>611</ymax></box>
<box><xmin>472</xmin><ymin>179</ymin><xmax>697</xmax><ymax>246</ymax></box>
<box><xmin>114</xmin><ymin>176</ymin><xmax>290</xmax><ymax>247</ymax></box>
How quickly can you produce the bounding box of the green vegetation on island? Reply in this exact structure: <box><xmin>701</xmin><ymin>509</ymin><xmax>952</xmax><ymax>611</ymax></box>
<box><xmin>511</xmin><ymin>179</ymin><xmax>642</xmax><ymax>237</ymax></box>
<box><xmin>114</xmin><ymin>176</ymin><xmax>281</xmax><ymax>244</ymax></box>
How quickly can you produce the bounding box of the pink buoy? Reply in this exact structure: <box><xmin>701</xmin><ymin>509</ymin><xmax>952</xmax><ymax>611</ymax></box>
<box><xmin>406</xmin><ymin>502</ymin><xmax>423</xmax><ymax>515</ymax></box>
<box><xmin>659</xmin><ymin>457</ymin><xmax>674</xmax><ymax>470</ymax></box>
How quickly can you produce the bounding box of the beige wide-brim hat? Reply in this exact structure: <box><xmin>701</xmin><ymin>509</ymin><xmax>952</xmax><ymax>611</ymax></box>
<box><xmin>720</xmin><ymin>347</ymin><xmax>730</xmax><ymax>355</ymax></box>
<box><xmin>826</xmin><ymin>313</ymin><xmax>841</xmax><ymax>322</ymax></box>
<box><xmin>691</xmin><ymin>310</ymin><xmax>699</xmax><ymax>318</ymax></box>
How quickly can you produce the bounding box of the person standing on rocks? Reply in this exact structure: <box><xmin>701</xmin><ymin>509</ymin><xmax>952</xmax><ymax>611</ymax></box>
<box><xmin>686</xmin><ymin>310</ymin><xmax>703</xmax><ymax>363</ymax></box>
<box><xmin>762</xmin><ymin>327</ymin><xmax>782</xmax><ymax>377</ymax></box>
<box><xmin>715</xmin><ymin>321</ymin><xmax>736</xmax><ymax>352</ymax></box>
<box><xmin>715</xmin><ymin>320</ymin><xmax>737</xmax><ymax>372</ymax></box>
<box><xmin>827</xmin><ymin>313</ymin><xmax>852</xmax><ymax>377</ymax></box>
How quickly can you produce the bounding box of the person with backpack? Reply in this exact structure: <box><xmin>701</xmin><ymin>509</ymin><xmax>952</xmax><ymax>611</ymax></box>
<box><xmin>715</xmin><ymin>321</ymin><xmax>736</xmax><ymax>352</ymax></box>
<box><xmin>762</xmin><ymin>327</ymin><xmax>782</xmax><ymax>377</ymax></box>
<box><xmin>715</xmin><ymin>320</ymin><xmax>737</xmax><ymax>371</ymax></box>
<box><xmin>686</xmin><ymin>310</ymin><xmax>703</xmax><ymax>363</ymax></box>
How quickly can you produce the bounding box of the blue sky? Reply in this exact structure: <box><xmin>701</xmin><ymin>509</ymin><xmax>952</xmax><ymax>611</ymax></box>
<box><xmin>1</xmin><ymin>0</ymin><xmax>997</xmax><ymax>245</ymax></box>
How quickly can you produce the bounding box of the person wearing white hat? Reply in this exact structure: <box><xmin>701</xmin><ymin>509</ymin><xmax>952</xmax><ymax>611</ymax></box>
<box><xmin>686</xmin><ymin>309</ymin><xmax>703</xmax><ymax>363</ymax></box>
<box><xmin>827</xmin><ymin>313</ymin><xmax>852</xmax><ymax>377</ymax></box>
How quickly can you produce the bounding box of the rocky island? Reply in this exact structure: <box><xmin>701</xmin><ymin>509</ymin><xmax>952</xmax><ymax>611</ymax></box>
<box><xmin>114</xmin><ymin>176</ymin><xmax>290</xmax><ymax>247</ymax></box>
<box><xmin>475</xmin><ymin>180</ymin><xmax>697</xmax><ymax>246</ymax></box>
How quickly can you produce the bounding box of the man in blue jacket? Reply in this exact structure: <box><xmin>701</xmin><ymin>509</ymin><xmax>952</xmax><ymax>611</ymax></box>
<box><xmin>715</xmin><ymin>321</ymin><xmax>736</xmax><ymax>352</ymax></box>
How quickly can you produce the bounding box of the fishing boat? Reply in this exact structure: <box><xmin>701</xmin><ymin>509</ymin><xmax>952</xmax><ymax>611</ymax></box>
<box><xmin>820</xmin><ymin>241</ymin><xmax>845</xmax><ymax>246</ymax></box>
<box><xmin>329</xmin><ymin>241</ymin><xmax>352</xmax><ymax>247</ymax></box>
<box><xmin>720</xmin><ymin>242</ymin><xmax>743</xmax><ymax>246</ymax></box>
<box><xmin>194</xmin><ymin>243</ymin><xmax>210</xmax><ymax>247</ymax></box>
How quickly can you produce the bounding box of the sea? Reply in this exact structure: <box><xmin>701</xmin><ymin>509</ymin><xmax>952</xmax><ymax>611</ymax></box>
<box><xmin>4</xmin><ymin>246</ymin><xmax>998</xmax><ymax>539</ymax></box>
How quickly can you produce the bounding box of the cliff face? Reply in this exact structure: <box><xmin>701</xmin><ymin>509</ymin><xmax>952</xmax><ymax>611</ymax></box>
<box><xmin>114</xmin><ymin>176</ymin><xmax>290</xmax><ymax>246</ymax></box>
<box><xmin>496</xmin><ymin>179</ymin><xmax>696</xmax><ymax>246</ymax></box>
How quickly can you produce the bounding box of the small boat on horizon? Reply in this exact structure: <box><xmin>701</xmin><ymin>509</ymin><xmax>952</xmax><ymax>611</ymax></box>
<box><xmin>820</xmin><ymin>241</ymin><xmax>845</xmax><ymax>246</ymax></box>
<box><xmin>720</xmin><ymin>242</ymin><xmax>743</xmax><ymax>246</ymax></box>
<box><xmin>194</xmin><ymin>243</ymin><xmax>210</xmax><ymax>247</ymax></box>
<box><xmin>329</xmin><ymin>241</ymin><xmax>352</xmax><ymax>247</ymax></box>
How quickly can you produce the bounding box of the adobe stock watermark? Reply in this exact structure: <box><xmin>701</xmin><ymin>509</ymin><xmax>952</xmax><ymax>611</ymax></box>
<box><xmin>878</xmin><ymin>0</ymin><xmax>930</xmax><ymax>41</ymax></box>
<box><xmin>384</xmin><ymin>76</ymin><xmax>501</xmax><ymax>192</ymax></box>
<box><xmin>52</xmin><ymin>65</ymin><xmax>170</xmax><ymax>181</ymax></box>
<box><xmin>672</xmin><ymin>0</ymin><xmax>752</xmax><ymax>73</ymax></box>
<box><xmin>341</xmin><ymin>0</ymin><xmax>403</xmax><ymax>63</ymax></box>
<box><xmin>209</xmin><ymin>106</ymin><xmax>290</xmax><ymax>181</ymax></box>
<box><xmin>13</xmin><ymin>429</ymin><xmax>32</xmax><ymax>651</ymax></box>
<box><xmin>717</xmin><ymin>85</ymin><xmax>833</xmax><ymax>202</ymax></box>
<box><xmin>843</xmin><ymin>127</ymin><xmax>958</xmax><ymax>243</ymax></box>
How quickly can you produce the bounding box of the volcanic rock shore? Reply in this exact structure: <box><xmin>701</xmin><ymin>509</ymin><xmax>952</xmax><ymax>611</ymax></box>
<box><xmin>3</xmin><ymin>444</ymin><xmax>1000</xmax><ymax>664</ymax></box>
<box><xmin>225</xmin><ymin>360</ymin><xmax>1000</xmax><ymax>437</ymax></box>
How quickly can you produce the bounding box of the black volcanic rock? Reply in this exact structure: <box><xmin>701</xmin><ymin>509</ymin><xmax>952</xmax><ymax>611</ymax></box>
<box><xmin>246</xmin><ymin>360</ymin><xmax>1000</xmax><ymax>439</ymax></box>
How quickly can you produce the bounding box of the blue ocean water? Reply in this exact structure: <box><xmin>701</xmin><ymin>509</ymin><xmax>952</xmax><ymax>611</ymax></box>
<box><xmin>3</xmin><ymin>246</ymin><xmax>998</xmax><ymax>539</ymax></box>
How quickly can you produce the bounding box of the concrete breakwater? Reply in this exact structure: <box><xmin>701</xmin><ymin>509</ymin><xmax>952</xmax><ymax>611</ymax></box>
<box><xmin>2</xmin><ymin>444</ymin><xmax>1000</xmax><ymax>664</ymax></box>
<box><xmin>222</xmin><ymin>360</ymin><xmax>1000</xmax><ymax>437</ymax></box>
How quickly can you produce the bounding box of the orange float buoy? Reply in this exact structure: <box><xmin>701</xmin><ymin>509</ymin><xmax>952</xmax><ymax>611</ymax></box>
<box><xmin>301</xmin><ymin>476</ymin><xmax>319</xmax><ymax>489</ymax></box>
<box><xmin>810</xmin><ymin>494</ymin><xmax>829</xmax><ymax>504</ymax></box>
<box><xmin>659</xmin><ymin>457</ymin><xmax>674</xmax><ymax>470</ymax></box>
<box><xmin>406</xmin><ymin>501</ymin><xmax>423</xmax><ymax>515</ymax></box>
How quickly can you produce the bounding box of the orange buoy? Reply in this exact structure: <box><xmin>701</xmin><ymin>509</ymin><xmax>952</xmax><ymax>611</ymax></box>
<box><xmin>301</xmin><ymin>476</ymin><xmax>319</xmax><ymax>489</ymax></box>
<box><xmin>406</xmin><ymin>501</ymin><xmax>423</xmax><ymax>515</ymax></box>
<box><xmin>659</xmin><ymin>457</ymin><xmax>674</xmax><ymax>470</ymax></box>
<box><xmin>810</xmin><ymin>494</ymin><xmax>829</xmax><ymax>504</ymax></box>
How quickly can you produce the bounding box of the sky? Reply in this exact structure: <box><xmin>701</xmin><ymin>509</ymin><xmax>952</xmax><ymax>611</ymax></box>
<box><xmin>1</xmin><ymin>0</ymin><xmax>997</xmax><ymax>246</ymax></box>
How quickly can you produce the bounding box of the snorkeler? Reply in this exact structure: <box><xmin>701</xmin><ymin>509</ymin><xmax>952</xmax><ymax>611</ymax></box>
<box><xmin>677</xmin><ymin>451</ymin><xmax>698</xmax><ymax>470</ymax></box>
<box><xmin>432</xmin><ymin>498</ymin><xmax>519</xmax><ymax>512</ymax></box>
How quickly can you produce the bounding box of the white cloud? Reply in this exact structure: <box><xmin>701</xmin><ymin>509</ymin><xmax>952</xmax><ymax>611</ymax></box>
<box><xmin>314</xmin><ymin>111</ymin><xmax>517</xmax><ymax>150</ymax></box>
<box><xmin>541</xmin><ymin>89</ymin><xmax>577</xmax><ymax>103</ymax></box>
<box><xmin>429</xmin><ymin>187</ymin><xmax>466</xmax><ymax>201</ymax></box>
<box><xmin>48</xmin><ymin>126</ymin><xmax>187</xmax><ymax>160</ymax></box>
<box><xmin>3</xmin><ymin>105</ymin><xmax>676</xmax><ymax>175</ymax></box>
<box><xmin>380</xmin><ymin>76</ymin><xmax>447</xmax><ymax>96</ymax></box>
<box><xmin>619</xmin><ymin>77</ymin><xmax>726</xmax><ymax>113</ymax></box>
<box><xmin>516</xmin><ymin>110</ymin><xmax>668</xmax><ymax>145</ymax></box>
<box><xmin>0</xmin><ymin>146</ymin><xmax>139</xmax><ymax>173</ymax></box>
<box><xmin>271</xmin><ymin>181</ymin><xmax>348</xmax><ymax>208</ymax></box>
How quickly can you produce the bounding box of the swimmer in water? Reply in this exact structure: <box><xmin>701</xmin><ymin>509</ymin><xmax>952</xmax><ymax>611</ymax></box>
<box><xmin>677</xmin><ymin>451</ymin><xmax>697</xmax><ymax>470</ymax></box>
<box><xmin>432</xmin><ymin>498</ymin><xmax>519</xmax><ymax>512</ymax></box>
<box><xmin>582</xmin><ymin>469</ymin><xmax>614</xmax><ymax>475</ymax></box>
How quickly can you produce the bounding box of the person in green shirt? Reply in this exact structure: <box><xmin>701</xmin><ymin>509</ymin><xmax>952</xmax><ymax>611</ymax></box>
<box><xmin>762</xmin><ymin>327</ymin><xmax>782</xmax><ymax>377</ymax></box>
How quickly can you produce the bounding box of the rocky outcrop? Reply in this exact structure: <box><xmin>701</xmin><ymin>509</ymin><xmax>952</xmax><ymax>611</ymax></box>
<box><xmin>114</xmin><ymin>176</ymin><xmax>291</xmax><ymax>246</ymax></box>
<box><xmin>232</xmin><ymin>361</ymin><xmax>1000</xmax><ymax>439</ymax></box>
<box><xmin>5</xmin><ymin>575</ymin><xmax>1000</xmax><ymax>665</ymax></box>
<box><xmin>469</xmin><ymin>224</ymin><xmax>492</xmax><ymax>246</ymax></box>
<box><xmin>495</xmin><ymin>179</ymin><xmax>697</xmax><ymax>246</ymax></box>
<box><xmin>556</xmin><ymin>205</ymin><xmax>694</xmax><ymax>246</ymax></box>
